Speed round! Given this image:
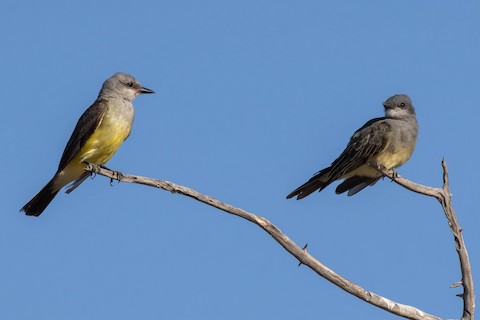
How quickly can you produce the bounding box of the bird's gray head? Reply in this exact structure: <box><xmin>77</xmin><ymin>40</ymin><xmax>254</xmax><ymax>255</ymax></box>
<box><xmin>98</xmin><ymin>72</ymin><xmax>155</xmax><ymax>102</ymax></box>
<box><xmin>383</xmin><ymin>94</ymin><xmax>416</xmax><ymax>119</ymax></box>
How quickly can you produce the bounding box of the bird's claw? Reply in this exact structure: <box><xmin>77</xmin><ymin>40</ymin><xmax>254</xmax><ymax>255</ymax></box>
<box><xmin>109</xmin><ymin>170</ymin><xmax>125</xmax><ymax>186</ymax></box>
<box><xmin>387</xmin><ymin>168</ymin><xmax>398</xmax><ymax>181</ymax></box>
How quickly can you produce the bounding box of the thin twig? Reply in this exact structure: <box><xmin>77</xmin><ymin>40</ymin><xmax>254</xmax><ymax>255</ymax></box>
<box><xmin>85</xmin><ymin>163</ymin><xmax>455</xmax><ymax>320</ymax></box>
<box><xmin>377</xmin><ymin>160</ymin><xmax>475</xmax><ymax>320</ymax></box>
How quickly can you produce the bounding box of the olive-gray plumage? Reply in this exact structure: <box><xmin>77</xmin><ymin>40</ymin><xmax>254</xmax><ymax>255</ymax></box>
<box><xmin>287</xmin><ymin>94</ymin><xmax>418</xmax><ymax>200</ymax></box>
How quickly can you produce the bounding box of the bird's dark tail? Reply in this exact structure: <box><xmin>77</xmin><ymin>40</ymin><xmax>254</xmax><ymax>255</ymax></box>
<box><xmin>335</xmin><ymin>176</ymin><xmax>381</xmax><ymax>196</ymax></box>
<box><xmin>20</xmin><ymin>178</ymin><xmax>59</xmax><ymax>216</ymax></box>
<box><xmin>286</xmin><ymin>167</ymin><xmax>332</xmax><ymax>200</ymax></box>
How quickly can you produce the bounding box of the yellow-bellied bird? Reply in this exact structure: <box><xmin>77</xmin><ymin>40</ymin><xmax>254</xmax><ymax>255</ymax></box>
<box><xmin>21</xmin><ymin>72</ymin><xmax>154</xmax><ymax>216</ymax></box>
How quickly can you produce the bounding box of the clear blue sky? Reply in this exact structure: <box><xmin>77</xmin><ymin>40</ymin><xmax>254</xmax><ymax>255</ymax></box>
<box><xmin>2</xmin><ymin>1</ymin><xmax>478</xmax><ymax>319</ymax></box>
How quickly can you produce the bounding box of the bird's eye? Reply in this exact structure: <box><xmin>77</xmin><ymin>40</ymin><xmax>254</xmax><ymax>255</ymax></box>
<box><xmin>400</xmin><ymin>102</ymin><xmax>405</xmax><ymax>108</ymax></box>
<box><xmin>126</xmin><ymin>82</ymin><xmax>134</xmax><ymax>87</ymax></box>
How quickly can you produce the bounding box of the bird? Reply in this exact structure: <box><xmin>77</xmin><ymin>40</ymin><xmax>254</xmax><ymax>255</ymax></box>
<box><xmin>21</xmin><ymin>72</ymin><xmax>154</xmax><ymax>216</ymax></box>
<box><xmin>286</xmin><ymin>94</ymin><xmax>418</xmax><ymax>200</ymax></box>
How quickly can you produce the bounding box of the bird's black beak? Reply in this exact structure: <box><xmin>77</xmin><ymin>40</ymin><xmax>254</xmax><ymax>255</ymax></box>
<box><xmin>139</xmin><ymin>87</ymin><xmax>155</xmax><ymax>94</ymax></box>
<box><xmin>383</xmin><ymin>102</ymin><xmax>392</xmax><ymax>109</ymax></box>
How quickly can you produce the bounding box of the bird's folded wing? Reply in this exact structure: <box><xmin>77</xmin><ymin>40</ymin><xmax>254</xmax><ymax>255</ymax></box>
<box><xmin>327</xmin><ymin>118</ymin><xmax>392</xmax><ymax>182</ymax></box>
<box><xmin>57</xmin><ymin>99</ymin><xmax>109</xmax><ymax>172</ymax></box>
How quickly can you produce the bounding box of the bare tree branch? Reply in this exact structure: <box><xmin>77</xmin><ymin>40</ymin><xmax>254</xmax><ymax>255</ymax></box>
<box><xmin>85</xmin><ymin>162</ymin><xmax>472</xmax><ymax>320</ymax></box>
<box><xmin>378</xmin><ymin>160</ymin><xmax>475</xmax><ymax>320</ymax></box>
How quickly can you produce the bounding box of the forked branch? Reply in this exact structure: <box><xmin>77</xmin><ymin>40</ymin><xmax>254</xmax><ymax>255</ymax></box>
<box><xmin>85</xmin><ymin>160</ymin><xmax>473</xmax><ymax>320</ymax></box>
<box><xmin>378</xmin><ymin>160</ymin><xmax>475</xmax><ymax>320</ymax></box>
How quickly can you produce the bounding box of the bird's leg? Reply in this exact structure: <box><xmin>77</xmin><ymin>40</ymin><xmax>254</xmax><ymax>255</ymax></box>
<box><xmin>368</xmin><ymin>162</ymin><xmax>397</xmax><ymax>181</ymax></box>
<box><xmin>387</xmin><ymin>168</ymin><xmax>398</xmax><ymax>181</ymax></box>
<box><xmin>94</xmin><ymin>164</ymin><xmax>124</xmax><ymax>185</ymax></box>
<box><xmin>98</xmin><ymin>165</ymin><xmax>118</xmax><ymax>186</ymax></box>
<box><xmin>84</xmin><ymin>162</ymin><xmax>124</xmax><ymax>185</ymax></box>
<box><xmin>110</xmin><ymin>173</ymin><xmax>124</xmax><ymax>185</ymax></box>
<box><xmin>99</xmin><ymin>165</ymin><xmax>124</xmax><ymax>179</ymax></box>
<box><xmin>109</xmin><ymin>169</ymin><xmax>125</xmax><ymax>186</ymax></box>
<box><xmin>83</xmin><ymin>162</ymin><xmax>97</xmax><ymax>179</ymax></box>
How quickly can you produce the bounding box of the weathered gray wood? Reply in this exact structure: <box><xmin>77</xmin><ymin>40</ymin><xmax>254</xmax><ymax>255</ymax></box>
<box><xmin>86</xmin><ymin>160</ymin><xmax>473</xmax><ymax>320</ymax></box>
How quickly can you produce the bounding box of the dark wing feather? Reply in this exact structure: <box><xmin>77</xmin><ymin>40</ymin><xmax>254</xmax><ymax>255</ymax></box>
<box><xmin>286</xmin><ymin>167</ymin><xmax>331</xmax><ymax>199</ymax></box>
<box><xmin>57</xmin><ymin>99</ymin><xmax>109</xmax><ymax>172</ymax></box>
<box><xmin>326</xmin><ymin>118</ymin><xmax>392</xmax><ymax>184</ymax></box>
<box><xmin>335</xmin><ymin>176</ymin><xmax>380</xmax><ymax>195</ymax></box>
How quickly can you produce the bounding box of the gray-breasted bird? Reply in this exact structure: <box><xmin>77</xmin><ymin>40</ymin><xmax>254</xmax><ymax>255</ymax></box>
<box><xmin>21</xmin><ymin>72</ymin><xmax>154</xmax><ymax>216</ymax></box>
<box><xmin>287</xmin><ymin>94</ymin><xmax>418</xmax><ymax>200</ymax></box>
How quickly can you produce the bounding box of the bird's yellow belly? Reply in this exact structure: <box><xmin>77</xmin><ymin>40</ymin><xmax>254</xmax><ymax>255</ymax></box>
<box><xmin>375</xmin><ymin>146</ymin><xmax>414</xmax><ymax>170</ymax></box>
<box><xmin>344</xmin><ymin>144</ymin><xmax>415</xmax><ymax>180</ymax></box>
<box><xmin>79</xmin><ymin>116</ymin><xmax>132</xmax><ymax>165</ymax></box>
<box><xmin>53</xmin><ymin>103</ymin><xmax>133</xmax><ymax>192</ymax></box>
